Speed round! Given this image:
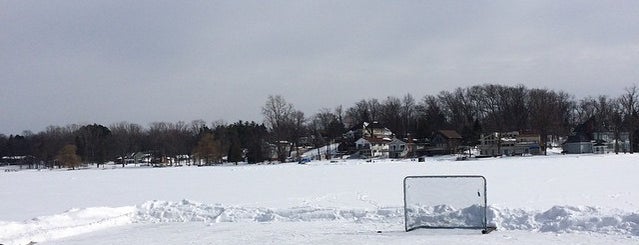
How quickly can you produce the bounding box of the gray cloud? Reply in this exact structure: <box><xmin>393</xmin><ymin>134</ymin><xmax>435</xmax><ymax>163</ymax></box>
<box><xmin>2</xmin><ymin>0</ymin><xmax>639</xmax><ymax>134</ymax></box>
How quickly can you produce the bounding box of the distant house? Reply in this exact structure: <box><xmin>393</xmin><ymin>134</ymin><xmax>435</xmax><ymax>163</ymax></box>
<box><xmin>346</xmin><ymin>121</ymin><xmax>400</xmax><ymax>159</ymax></box>
<box><xmin>389</xmin><ymin>138</ymin><xmax>408</xmax><ymax>158</ymax></box>
<box><xmin>427</xmin><ymin>130</ymin><xmax>463</xmax><ymax>155</ymax></box>
<box><xmin>342</xmin><ymin>122</ymin><xmax>392</xmax><ymax>156</ymax></box>
<box><xmin>562</xmin><ymin>132</ymin><xmax>593</xmax><ymax>154</ymax></box>
<box><xmin>355</xmin><ymin>137</ymin><xmax>392</xmax><ymax>158</ymax></box>
<box><xmin>563</xmin><ymin>131</ymin><xmax>631</xmax><ymax>154</ymax></box>
<box><xmin>593</xmin><ymin>140</ymin><xmax>607</xmax><ymax>154</ymax></box>
<box><xmin>263</xmin><ymin>141</ymin><xmax>293</xmax><ymax>162</ymax></box>
<box><xmin>593</xmin><ymin>132</ymin><xmax>631</xmax><ymax>153</ymax></box>
<box><xmin>1</xmin><ymin>155</ymin><xmax>39</xmax><ymax>169</ymax></box>
<box><xmin>412</xmin><ymin>138</ymin><xmax>432</xmax><ymax>157</ymax></box>
<box><xmin>479</xmin><ymin>131</ymin><xmax>542</xmax><ymax>156</ymax></box>
<box><xmin>363</xmin><ymin>121</ymin><xmax>394</xmax><ymax>139</ymax></box>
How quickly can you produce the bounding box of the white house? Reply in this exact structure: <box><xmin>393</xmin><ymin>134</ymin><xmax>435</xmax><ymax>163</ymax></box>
<box><xmin>479</xmin><ymin>131</ymin><xmax>541</xmax><ymax>156</ymax></box>
<box><xmin>355</xmin><ymin>137</ymin><xmax>392</xmax><ymax>158</ymax></box>
<box><xmin>389</xmin><ymin>138</ymin><xmax>408</xmax><ymax>158</ymax></box>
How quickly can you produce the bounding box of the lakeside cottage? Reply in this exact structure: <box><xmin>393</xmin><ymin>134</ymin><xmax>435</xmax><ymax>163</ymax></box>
<box><xmin>479</xmin><ymin>131</ymin><xmax>542</xmax><ymax>156</ymax></box>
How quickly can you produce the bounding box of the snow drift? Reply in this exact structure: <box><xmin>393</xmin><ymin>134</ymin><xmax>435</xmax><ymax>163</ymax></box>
<box><xmin>1</xmin><ymin>199</ymin><xmax>638</xmax><ymax>245</ymax></box>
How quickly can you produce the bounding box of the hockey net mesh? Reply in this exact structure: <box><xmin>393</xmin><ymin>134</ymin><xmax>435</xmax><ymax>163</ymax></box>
<box><xmin>403</xmin><ymin>176</ymin><xmax>487</xmax><ymax>232</ymax></box>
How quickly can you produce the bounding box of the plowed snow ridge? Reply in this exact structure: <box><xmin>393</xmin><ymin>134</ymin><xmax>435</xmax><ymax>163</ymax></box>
<box><xmin>1</xmin><ymin>199</ymin><xmax>637</xmax><ymax>245</ymax></box>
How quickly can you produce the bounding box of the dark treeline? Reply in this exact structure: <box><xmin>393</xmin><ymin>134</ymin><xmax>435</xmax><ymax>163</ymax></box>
<box><xmin>2</xmin><ymin>84</ymin><xmax>638</xmax><ymax>167</ymax></box>
<box><xmin>0</xmin><ymin>120</ymin><xmax>268</xmax><ymax>167</ymax></box>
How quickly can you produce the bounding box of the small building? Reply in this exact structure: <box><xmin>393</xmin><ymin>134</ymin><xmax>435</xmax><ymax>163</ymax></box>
<box><xmin>1</xmin><ymin>155</ymin><xmax>40</xmax><ymax>169</ymax></box>
<box><xmin>592</xmin><ymin>132</ymin><xmax>631</xmax><ymax>153</ymax></box>
<box><xmin>593</xmin><ymin>140</ymin><xmax>607</xmax><ymax>154</ymax></box>
<box><xmin>563</xmin><ymin>131</ymin><xmax>631</xmax><ymax>154</ymax></box>
<box><xmin>427</xmin><ymin>130</ymin><xmax>463</xmax><ymax>155</ymax></box>
<box><xmin>355</xmin><ymin>137</ymin><xmax>392</xmax><ymax>158</ymax></box>
<box><xmin>389</xmin><ymin>138</ymin><xmax>408</xmax><ymax>158</ymax></box>
<box><xmin>479</xmin><ymin>131</ymin><xmax>541</xmax><ymax>156</ymax></box>
<box><xmin>562</xmin><ymin>132</ymin><xmax>593</xmax><ymax>154</ymax></box>
<box><xmin>341</xmin><ymin>122</ymin><xmax>394</xmax><ymax>157</ymax></box>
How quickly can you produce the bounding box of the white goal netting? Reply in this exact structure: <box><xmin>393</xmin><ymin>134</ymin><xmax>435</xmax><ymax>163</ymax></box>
<box><xmin>403</xmin><ymin>175</ymin><xmax>489</xmax><ymax>232</ymax></box>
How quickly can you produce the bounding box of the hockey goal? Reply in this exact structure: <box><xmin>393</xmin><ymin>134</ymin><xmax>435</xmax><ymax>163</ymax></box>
<box><xmin>403</xmin><ymin>175</ymin><xmax>495</xmax><ymax>234</ymax></box>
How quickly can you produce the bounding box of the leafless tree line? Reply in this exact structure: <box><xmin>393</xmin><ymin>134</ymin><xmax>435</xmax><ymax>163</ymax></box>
<box><xmin>2</xmin><ymin>84</ymin><xmax>638</xmax><ymax>166</ymax></box>
<box><xmin>263</xmin><ymin>84</ymin><xmax>639</xmax><ymax>155</ymax></box>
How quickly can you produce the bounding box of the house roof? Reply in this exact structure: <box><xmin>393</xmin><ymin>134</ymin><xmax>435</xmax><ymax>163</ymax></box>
<box><xmin>438</xmin><ymin>130</ymin><xmax>462</xmax><ymax>139</ymax></box>
<box><xmin>389</xmin><ymin>138</ymin><xmax>406</xmax><ymax>145</ymax></box>
<box><xmin>358</xmin><ymin>137</ymin><xmax>392</xmax><ymax>144</ymax></box>
<box><xmin>365</xmin><ymin>121</ymin><xmax>386</xmax><ymax>129</ymax></box>
<box><xmin>564</xmin><ymin>132</ymin><xmax>591</xmax><ymax>143</ymax></box>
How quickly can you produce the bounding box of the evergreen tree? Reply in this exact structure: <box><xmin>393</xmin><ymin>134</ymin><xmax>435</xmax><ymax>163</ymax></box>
<box><xmin>227</xmin><ymin>136</ymin><xmax>243</xmax><ymax>163</ymax></box>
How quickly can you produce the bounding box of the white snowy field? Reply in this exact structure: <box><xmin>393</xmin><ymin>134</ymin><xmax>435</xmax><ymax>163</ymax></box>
<box><xmin>1</xmin><ymin>153</ymin><xmax>639</xmax><ymax>244</ymax></box>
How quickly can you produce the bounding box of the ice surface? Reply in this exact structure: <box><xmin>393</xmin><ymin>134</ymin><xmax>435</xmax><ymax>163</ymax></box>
<box><xmin>1</xmin><ymin>153</ymin><xmax>639</xmax><ymax>244</ymax></box>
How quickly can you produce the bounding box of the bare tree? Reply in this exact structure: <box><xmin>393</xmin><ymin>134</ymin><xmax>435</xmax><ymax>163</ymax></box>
<box><xmin>262</xmin><ymin>95</ymin><xmax>303</xmax><ymax>161</ymax></box>
<box><xmin>379</xmin><ymin>96</ymin><xmax>402</xmax><ymax>136</ymax></box>
<box><xmin>56</xmin><ymin>144</ymin><xmax>81</xmax><ymax>170</ymax></box>
<box><xmin>192</xmin><ymin>132</ymin><xmax>221</xmax><ymax>165</ymax></box>
<box><xmin>110</xmin><ymin>122</ymin><xmax>143</xmax><ymax>167</ymax></box>
<box><xmin>438</xmin><ymin>87</ymin><xmax>476</xmax><ymax>141</ymax></box>
<box><xmin>620</xmin><ymin>85</ymin><xmax>639</xmax><ymax>152</ymax></box>
<box><xmin>401</xmin><ymin>94</ymin><xmax>417</xmax><ymax>138</ymax></box>
<box><xmin>190</xmin><ymin>119</ymin><xmax>208</xmax><ymax>135</ymax></box>
<box><xmin>527</xmin><ymin>89</ymin><xmax>575</xmax><ymax>153</ymax></box>
<box><xmin>345</xmin><ymin>99</ymin><xmax>371</xmax><ymax>129</ymax></box>
<box><xmin>262</xmin><ymin>95</ymin><xmax>294</xmax><ymax>136</ymax></box>
<box><xmin>501</xmin><ymin>85</ymin><xmax>528</xmax><ymax>131</ymax></box>
<box><xmin>416</xmin><ymin>95</ymin><xmax>449</xmax><ymax>139</ymax></box>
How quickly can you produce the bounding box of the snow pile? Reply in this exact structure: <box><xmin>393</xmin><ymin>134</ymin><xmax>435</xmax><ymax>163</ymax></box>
<box><xmin>0</xmin><ymin>206</ymin><xmax>134</xmax><ymax>245</ymax></box>
<box><xmin>406</xmin><ymin>204</ymin><xmax>485</xmax><ymax>229</ymax></box>
<box><xmin>134</xmin><ymin>200</ymin><xmax>225</xmax><ymax>223</ymax></box>
<box><xmin>134</xmin><ymin>199</ymin><xmax>403</xmax><ymax>223</ymax></box>
<box><xmin>2</xmin><ymin>200</ymin><xmax>638</xmax><ymax>244</ymax></box>
<box><xmin>145</xmin><ymin>201</ymin><xmax>637</xmax><ymax>236</ymax></box>
<box><xmin>491</xmin><ymin>205</ymin><xmax>639</xmax><ymax>235</ymax></box>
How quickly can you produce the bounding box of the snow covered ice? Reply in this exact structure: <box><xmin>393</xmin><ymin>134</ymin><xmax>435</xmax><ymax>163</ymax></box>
<box><xmin>1</xmin><ymin>154</ymin><xmax>639</xmax><ymax>244</ymax></box>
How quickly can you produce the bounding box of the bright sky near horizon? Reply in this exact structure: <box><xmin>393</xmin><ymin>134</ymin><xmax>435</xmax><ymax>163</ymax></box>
<box><xmin>2</xmin><ymin>0</ymin><xmax>639</xmax><ymax>135</ymax></box>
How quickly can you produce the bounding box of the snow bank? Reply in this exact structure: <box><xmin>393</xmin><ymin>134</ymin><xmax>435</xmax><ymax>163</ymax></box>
<box><xmin>406</xmin><ymin>204</ymin><xmax>486</xmax><ymax>229</ymax></box>
<box><xmin>491</xmin><ymin>205</ymin><xmax>639</xmax><ymax>235</ymax></box>
<box><xmin>136</xmin><ymin>201</ymin><xmax>639</xmax><ymax>236</ymax></box>
<box><xmin>0</xmin><ymin>206</ymin><xmax>134</xmax><ymax>245</ymax></box>
<box><xmin>2</xmin><ymin>200</ymin><xmax>637</xmax><ymax>245</ymax></box>
<box><xmin>134</xmin><ymin>199</ymin><xmax>403</xmax><ymax>223</ymax></box>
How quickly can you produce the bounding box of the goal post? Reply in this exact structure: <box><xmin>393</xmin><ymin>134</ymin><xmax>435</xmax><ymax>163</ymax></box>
<box><xmin>403</xmin><ymin>175</ymin><xmax>495</xmax><ymax>234</ymax></box>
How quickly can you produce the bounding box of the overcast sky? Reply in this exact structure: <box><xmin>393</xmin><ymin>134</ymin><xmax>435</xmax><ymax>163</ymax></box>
<box><xmin>2</xmin><ymin>0</ymin><xmax>639</xmax><ymax>134</ymax></box>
